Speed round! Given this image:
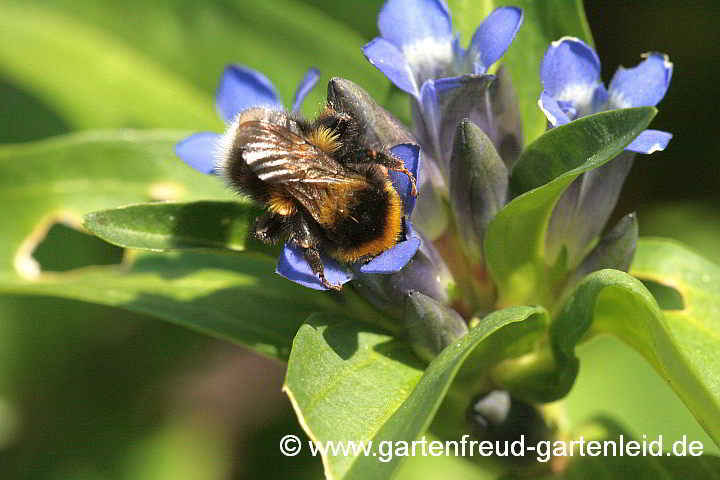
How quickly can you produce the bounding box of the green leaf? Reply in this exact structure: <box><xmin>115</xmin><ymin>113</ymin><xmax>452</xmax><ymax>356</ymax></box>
<box><xmin>546</xmin><ymin>245</ymin><xmax>720</xmax><ymax>446</ymax></box>
<box><xmin>484</xmin><ymin>108</ymin><xmax>656</xmax><ymax>306</ymax></box>
<box><xmin>631</xmin><ymin>238</ymin><xmax>720</xmax><ymax>446</ymax></box>
<box><xmin>0</xmin><ymin>3</ymin><xmax>220</xmax><ymax>131</ymax></box>
<box><xmin>83</xmin><ymin>201</ymin><xmax>275</xmax><ymax>255</ymax></box>
<box><xmin>283</xmin><ymin>307</ymin><xmax>544</xmax><ymax>479</ymax></box>
<box><xmin>639</xmin><ymin>201</ymin><xmax>720</xmax><ymax>265</ymax></box>
<box><xmin>0</xmin><ymin>0</ymin><xmax>388</xmax><ymax>129</ymax></box>
<box><xmin>511</xmin><ymin>108</ymin><xmax>656</xmax><ymax>194</ymax></box>
<box><xmin>447</xmin><ymin>0</ymin><xmax>594</xmax><ymax>144</ymax></box>
<box><xmin>0</xmin><ymin>252</ymin><xmax>368</xmax><ymax>361</ymax></box>
<box><xmin>0</xmin><ymin>130</ymin><xmax>231</xmax><ymax>271</ymax></box>
<box><xmin>565</xmin><ymin>336</ymin><xmax>719</xmax><ymax>457</ymax></box>
<box><xmin>456</xmin><ymin>307</ymin><xmax>550</xmax><ymax>400</ymax></box>
<box><xmin>395</xmin><ymin>444</ymin><xmax>499</xmax><ymax>480</ymax></box>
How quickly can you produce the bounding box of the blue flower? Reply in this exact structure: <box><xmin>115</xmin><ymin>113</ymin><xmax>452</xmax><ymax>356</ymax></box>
<box><xmin>175</xmin><ymin>65</ymin><xmax>421</xmax><ymax>291</ymax></box>
<box><xmin>538</xmin><ymin>37</ymin><xmax>673</xmax><ymax>154</ymax></box>
<box><xmin>363</xmin><ymin>0</ymin><xmax>523</xmax><ymax>99</ymax></box>
<box><xmin>363</xmin><ymin>0</ymin><xmax>524</xmax><ymax>194</ymax></box>
<box><xmin>539</xmin><ymin>38</ymin><xmax>673</xmax><ymax>271</ymax></box>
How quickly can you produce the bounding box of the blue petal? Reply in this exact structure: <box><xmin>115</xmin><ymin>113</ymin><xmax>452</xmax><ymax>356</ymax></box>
<box><xmin>538</xmin><ymin>91</ymin><xmax>571</xmax><ymax>126</ymax></box>
<box><xmin>452</xmin><ymin>34</ymin><xmax>465</xmax><ymax>60</ymax></box>
<box><xmin>419</xmin><ymin>79</ymin><xmax>440</xmax><ymax>121</ymax></box>
<box><xmin>359</xmin><ymin>232</ymin><xmax>422</xmax><ymax>274</ymax></box>
<box><xmin>291</xmin><ymin>67</ymin><xmax>321</xmax><ymax>113</ymax></box>
<box><xmin>215</xmin><ymin>65</ymin><xmax>282</xmax><ymax>122</ymax></box>
<box><xmin>540</xmin><ymin>37</ymin><xmax>602</xmax><ymax>114</ymax></box>
<box><xmin>433</xmin><ymin>74</ymin><xmax>475</xmax><ymax>95</ymax></box>
<box><xmin>364</xmin><ymin>38</ymin><xmax>419</xmax><ymax>97</ymax></box>
<box><xmin>467</xmin><ymin>7</ymin><xmax>523</xmax><ymax>73</ymax></box>
<box><xmin>418</xmin><ymin>79</ymin><xmax>440</xmax><ymax>146</ymax></box>
<box><xmin>377</xmin><ymin>0</ymin><xmax>453</xmax><ymax>87</ymax></box>
<box><xmin>625</xmin><ymin>129</ymin><xmax>672</xmax><ymax>154</ymax></box>
<box><xmin>174</xmin><ymin>132</ymin><xmax>221</xmax><ymax>174</ymax></box>
<box><xmin>378</xmin><ymin>0</ymin><xmax>451</xmax><ymax>50</ymax></box>
<box><xmin>411</xmin><ymin>80</ymin><xmax>442</xmax><ymax>170</ymax></box>
<box><xmin>275</xmin><ymin>244</ymin><xmax>353</xmax><ymax>290</ymax></box>
<box><xmin>607</xmin><ymin>53</ymin><xmax>673</xmax><ymax>108</ymax></box>
<box><xmin>388</xmin><ymin>143</ymin><xmax>420</xmax><ymax>215</ymax></box>
<box><xmin>363</xmin><ymin>37</ymin><xmax>419</xmax><ymax>97</ymax></box>
<box><xmin>557</xmin><ymin>99</ymin><xmax>577</xmax><ymax>119</ymax></box>
<box><xmin>591</xmin><ymin>83</ymin><xmax>609</xmax><ymax>112</ymax></box>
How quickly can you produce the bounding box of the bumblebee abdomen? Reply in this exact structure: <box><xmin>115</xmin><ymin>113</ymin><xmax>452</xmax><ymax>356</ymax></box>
<box><xmin>326</xmin><ymin>179</ymin><xmax>403</xmax><ymax>262</ymax></box>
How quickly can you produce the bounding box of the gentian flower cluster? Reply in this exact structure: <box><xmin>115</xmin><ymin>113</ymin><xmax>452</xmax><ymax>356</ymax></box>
<box><xmin>175</xmin><ymin>66</ymin><xmax>422</xmax><ymax>290</ymax></box>
<box><xmin>144</xmin><ymin>1</ymin><xmax>720</xmax><ymax>470</ymax></box>
<box><xmin>174</xmin><ymin>0</ymin><xmax>673</xmax><ymax>352</ymax></box>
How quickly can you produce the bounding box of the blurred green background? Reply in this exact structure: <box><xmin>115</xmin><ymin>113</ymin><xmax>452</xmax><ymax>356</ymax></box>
<box><xmin>1</xmin><ymin>1</ymin><xmax>717</xmax><ymax>478</ymax></box>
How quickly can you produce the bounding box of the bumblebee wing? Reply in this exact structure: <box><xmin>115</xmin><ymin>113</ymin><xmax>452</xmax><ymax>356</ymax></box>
<box><xmin>238</xmin><ymin>121</ymin><xmax>363</xmax><ymax>222</ymax></box>
<box><xmin>238</xmin><ymin>121</ymin><xmax>350</xmax><ymax>182</ymax></box>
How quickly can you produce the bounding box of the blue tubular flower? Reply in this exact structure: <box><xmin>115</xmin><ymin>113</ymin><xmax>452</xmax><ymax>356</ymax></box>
<box><xmin>175</xmin><ymin>65</ymin><xmax>320</xmax><ymax>174</ymax></box>
<box><xmin>364</xmin><ymin>0</ymin><xmax>524</xmax><ymax>237</ymax></box>
<box><xmin>538</xmin><ymin>37</ymin><xmax>673</xmax><ymax>154</ymax></box>
<box><xmin>276</xmin><ymin>144</ymin><xmax>422</xmax><ymax>290</ymax></box>
<box><xmin>364</xmin><ymin>2</ymin><xmax>523</xmax><ymax>169</ymax></box>
<box><xmin>176</xmin><ymin>69</ymin><xmax>422</xmax><ymax>291</ymax></box>
<box><xmin>539</xmin><ymin>37</ymin><xmax>673</xmax><ymax>269</ymax></box>
<box><xmin>364</xmin><ymin>0</ymin><xmax>523</xmax><ymax>99</ymax></box>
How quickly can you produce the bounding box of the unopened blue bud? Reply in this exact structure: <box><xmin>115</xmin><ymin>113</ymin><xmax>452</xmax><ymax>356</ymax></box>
<box><xmin>403</xmin><ymin>290</ymin><xmax>468</xmax><ymax>362</ymax></box>
<box><xmin>326</xmin><ymin>77</ymin><xmax>415</xmax><ymax>149</ymax></box>
<box><xmin>449</xmin><ymin>119</ymin><xmax>508</xmax><ymax>261</ymax></box>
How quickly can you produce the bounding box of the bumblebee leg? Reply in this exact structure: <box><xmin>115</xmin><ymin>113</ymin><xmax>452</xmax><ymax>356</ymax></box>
<box><xmin>350</xmin><ymin>150</ymin><xmax>417</xmax><ymax>196</ymax></box>
<box><xmin>289</xmin><ymin>212</ymin><xmax>342</xmax><ymax>291</ymax></box>
<box><xmin>252</xmin><ymin>213</ymin><xmax>286</xmax><ymax>245</ymax></box>
<box><xmin>304</xmin><ymin>246</ymin><xmax>342</xmax><ymax>291</ymax></box>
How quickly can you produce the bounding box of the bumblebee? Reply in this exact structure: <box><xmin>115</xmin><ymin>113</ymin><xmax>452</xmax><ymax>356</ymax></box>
<box><xmin>216</xmin><ymin>104</ymin><xmax>417</xmax><ymax>290</ymax></box>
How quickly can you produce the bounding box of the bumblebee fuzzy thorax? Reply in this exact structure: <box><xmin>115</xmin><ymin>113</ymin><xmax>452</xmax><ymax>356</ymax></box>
<box><xmin>307</xmin><ymin>126</ymin><xmax>342</xmax><ymax>153</ymax></box>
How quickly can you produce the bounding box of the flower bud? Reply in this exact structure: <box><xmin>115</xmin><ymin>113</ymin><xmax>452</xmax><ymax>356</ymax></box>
<box><xmin>326</xmin><ymin>77</ymin><xmax>415</xmax><ymax>149</ymax></box>
<box><xmin>403</xmin><ymin>291</ymin><xmax>468</xmax><ymax>362</ymax></box>
<box><xmin>351</xmin><ymin>231</ymin><xmax>455</xmax><ymax>321</ymax></box>
<box><xmin>449</xmin><ymin>119</ymin><xmax>508</xmax><ymax>261</ymax></box>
